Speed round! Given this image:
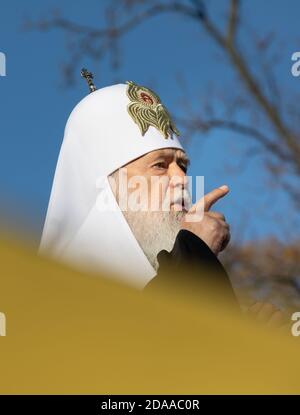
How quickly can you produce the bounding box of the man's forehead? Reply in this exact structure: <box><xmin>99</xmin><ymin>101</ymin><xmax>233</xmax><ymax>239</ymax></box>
<box><xmin>122</xmin><ymin>148</ymin><xmax>190</xmax><ymax>170</ymax></box>
<box><xmin>146</xmin><ymin>148</ymin><xmax>188</xmax><ymax>159</ymax></box>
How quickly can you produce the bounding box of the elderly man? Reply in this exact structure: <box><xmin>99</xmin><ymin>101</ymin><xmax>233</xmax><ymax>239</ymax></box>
<box><xmin>39</xmin><ymin>77</ymin><xmax>236</xmax><ymax>306</ymax></box>
<box><xmin>108</xmin><ymin>147</ymin><xmax>235</xmax><ymax>300</ymax></box>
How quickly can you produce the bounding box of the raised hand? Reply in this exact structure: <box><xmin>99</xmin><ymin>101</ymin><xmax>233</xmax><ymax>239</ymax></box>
<box><xmin>180</xmin><ymin>185</ymin><xmax>231</xmax><ymax>255</ymax></box>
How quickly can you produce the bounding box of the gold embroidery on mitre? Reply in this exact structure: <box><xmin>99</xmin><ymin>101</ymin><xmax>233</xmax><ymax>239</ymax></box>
<box><xmin>125</xmin><ymin>80</ymin><xmax>180</xmax><ymax>139</ymax></box>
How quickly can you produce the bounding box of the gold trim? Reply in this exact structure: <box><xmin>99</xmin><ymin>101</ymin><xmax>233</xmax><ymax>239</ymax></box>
<box><xmin>125</xmin><ymin>80</ymin><xmax>180</xmax><ymax>139</ymax></box>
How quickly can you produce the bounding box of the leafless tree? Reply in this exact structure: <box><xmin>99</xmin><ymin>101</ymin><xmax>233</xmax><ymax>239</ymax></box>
<box><xmin>25</xmin><ymin>0</ymin><xmax>300</xmax><ymax>208</ymax></box>
<box><xmin>25</xmin><ymin>0</ymin><xmax>300</xmax><ymax>307</ymax></box>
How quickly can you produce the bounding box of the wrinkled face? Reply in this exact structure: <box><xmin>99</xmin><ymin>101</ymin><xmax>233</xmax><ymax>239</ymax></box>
<box><xmin>110</xmin><ymin>148</ymin><xmax>191</xmax><ymax>213</ymax></box>
<box><xmin>108</xmin><ymin>148</ymin><xmax>191</xmax><ymax>270</ymax></box>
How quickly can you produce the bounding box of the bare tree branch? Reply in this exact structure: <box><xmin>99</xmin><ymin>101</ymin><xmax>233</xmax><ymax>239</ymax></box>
<box><xmin>176</xmin><ymin>116</ymin><xmax>294</xmax><ymax>163</ymax></box>
<box><xmin>198</xmin><ymin>6</ymin><xmax>300</xmax><ymax>167</ymax></box>
<box><xmin>227</xmin><ymin>0</ymin><xmax>239</xmax><ymax>45</ymax></box>
<box><xmin>27</xmin><ymin>0</ymin><xmax>300</xmax><ymax>204</ymax></box>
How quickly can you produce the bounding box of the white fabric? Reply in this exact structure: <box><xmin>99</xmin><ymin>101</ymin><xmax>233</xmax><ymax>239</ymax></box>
<box><xmin>39</xmin><ymin>83</ymin><xmax>183</xmax><ymax>288</ymax></box>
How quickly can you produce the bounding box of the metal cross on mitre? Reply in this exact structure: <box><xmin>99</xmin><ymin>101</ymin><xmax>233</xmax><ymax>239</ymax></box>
<box><xmin>81</xmin><ymin>68</ymin><xmax>97</xmax><ymax>93</ymax></box>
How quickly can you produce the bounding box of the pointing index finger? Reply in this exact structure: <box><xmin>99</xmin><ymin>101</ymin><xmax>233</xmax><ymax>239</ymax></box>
<box><xmin>191</xmin><ymin>185</ymin><xmax>229</xmax><ymax>214</ymax></box>
<box><xmin>204</xmin><ymin>185</ymin><xmax>229</xmax><ymax>211</ymax></box>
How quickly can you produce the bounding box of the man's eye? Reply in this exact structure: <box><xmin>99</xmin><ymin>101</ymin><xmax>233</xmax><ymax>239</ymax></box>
<box><xmin>153</xmin><ymin>162</ymin><xmax>166</xmax><ymax>169</ymax></box>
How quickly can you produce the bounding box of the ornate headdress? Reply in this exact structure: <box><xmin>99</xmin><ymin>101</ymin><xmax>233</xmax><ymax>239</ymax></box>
<box><xmin>80</xmin><ymin>69</ymin><xmax>180</xmax><ymax>140</ymax></box>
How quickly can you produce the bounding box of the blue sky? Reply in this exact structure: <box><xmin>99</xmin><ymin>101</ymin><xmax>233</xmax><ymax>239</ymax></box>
<box><xmin>0</xmin><ymin>0</ymin><xmax>299</xmax><ymax>245</ymax></box>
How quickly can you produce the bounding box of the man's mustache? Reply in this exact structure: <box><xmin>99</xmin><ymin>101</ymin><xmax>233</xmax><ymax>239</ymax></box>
<box><xmin>166</xmin><ymin>188</ymin><xmax>192</xmax><ymax>212</ymax></box>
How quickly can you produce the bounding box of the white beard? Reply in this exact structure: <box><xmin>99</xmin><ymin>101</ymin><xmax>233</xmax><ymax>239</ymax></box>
<box><xmin>122</xmin><ymin>209</ymin><xmax>185</xmax><ymax>272</ymax></box>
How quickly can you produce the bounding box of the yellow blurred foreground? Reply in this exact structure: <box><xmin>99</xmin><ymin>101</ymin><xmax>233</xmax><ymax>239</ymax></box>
<box><xmin>0</xmin><ymin>233</ymin><xmax>299</xmax><ymax>394</ymax></box>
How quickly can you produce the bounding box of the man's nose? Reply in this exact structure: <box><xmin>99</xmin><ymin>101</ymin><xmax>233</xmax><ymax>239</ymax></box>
<box><xmin>168</xmin><ymin>163</ymin><xmax>188</xmax><ymax>188</ymax></box>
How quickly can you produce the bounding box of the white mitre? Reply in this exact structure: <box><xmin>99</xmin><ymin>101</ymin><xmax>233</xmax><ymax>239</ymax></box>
<box><xmin>39</xmin><ymin>81</ymin><xmax>183</xmax><ymax>288</ymax></box>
